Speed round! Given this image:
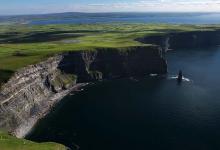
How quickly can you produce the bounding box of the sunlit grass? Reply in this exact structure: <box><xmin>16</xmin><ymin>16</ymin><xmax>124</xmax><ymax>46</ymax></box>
<box><xmin>0</xmin><ymin>131</ymin><xmax>66</xmax><ymax>150</ymax></box>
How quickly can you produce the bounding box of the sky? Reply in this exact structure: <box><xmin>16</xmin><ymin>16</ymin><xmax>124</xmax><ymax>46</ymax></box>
<box><xmin>1</xmin><ymin>0</ymin><xmax>220</xmax><ymax>15</ymax></box>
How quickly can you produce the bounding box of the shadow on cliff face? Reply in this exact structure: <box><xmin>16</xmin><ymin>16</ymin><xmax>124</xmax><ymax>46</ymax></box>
<box><xmin>57</xmin><ymin>52</ymin><xmax>91</xmax><ymax>82</ymax></box>
<box><xmin>0</xmin><ymin>69</ymin><xmax>14</xmax><ymax>86</ymax></box>
<box><xmin>57</xmin><ymin>47</ymin><xmax>167</xmax><ymax>83</ymax></box>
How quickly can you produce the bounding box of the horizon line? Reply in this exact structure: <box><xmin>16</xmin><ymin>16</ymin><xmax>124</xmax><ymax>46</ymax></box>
<box><xmin>1</xmin><ymin>11</ymin><xmax>220</xmax><ymax>17</ymax></box>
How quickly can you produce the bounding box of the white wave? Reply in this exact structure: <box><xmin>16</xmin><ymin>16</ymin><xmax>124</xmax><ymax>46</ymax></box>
<box><xmin>168</xmin><ymin>75</ymin><xmax>191</xmax><ymax>82</ymax></box>
<box><xmin>150</xmin><ymin>74</ymin><xmax>158</xmax><ymax>77</ymax></box>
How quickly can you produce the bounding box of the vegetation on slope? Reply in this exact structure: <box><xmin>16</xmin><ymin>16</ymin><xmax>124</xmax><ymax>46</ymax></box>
<box><xmin>0</xmin><ymin>131</ymin><xmax>66</xmax><ymax>150</ymax></box>
<box><xmin>0</xmin><ymin>23</ymin><xmax>220</xmax><ymax>85</ymax></box>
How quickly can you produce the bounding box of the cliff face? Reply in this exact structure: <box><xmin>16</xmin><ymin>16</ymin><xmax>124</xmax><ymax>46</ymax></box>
<box><xmin>59</xmin><ymin>46</ymin><xmax>167</xmax><ymax>82</ymax></box>
<box><xmin>137</xmin><ymin>30</ymin><xmax>220</xmax><ymax>51</ymax></box>
<box><xmin>0</xmin><ymin>46</ymin><xmax>167</xmax><ymax>138</ymax></box>
<box><xmin>0</xmin><ymin>56</ymin><xmax>78</xmax><ymax>138</ymax></box>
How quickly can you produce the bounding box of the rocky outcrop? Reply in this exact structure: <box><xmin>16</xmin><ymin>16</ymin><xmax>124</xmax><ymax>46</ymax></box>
<box><xmin>0</xmin><ymin>46</ymin><xmax>167</xmax><ymax>138</ymax></box>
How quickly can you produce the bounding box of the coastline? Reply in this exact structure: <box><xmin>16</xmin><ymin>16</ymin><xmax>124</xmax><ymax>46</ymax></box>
<box><xmin>13</xmin><ymin>83</ymin><xmax>88</xmax><ymax>138</ymax></box>
<box><xmin>1</xmin><ymin>27</ymin><xmax>220</xmax><ymax>142</ymax></box>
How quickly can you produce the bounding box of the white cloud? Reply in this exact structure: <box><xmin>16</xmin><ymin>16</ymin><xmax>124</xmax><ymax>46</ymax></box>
<box><xmin>1</xmin><ymin>0</ymin><xmax>220</xmax><ymax>15</ymax></box>
<box><xmin>72</xmin><ymin>0</ymin><xmax>220</xmax><ymax>12</ymax></box>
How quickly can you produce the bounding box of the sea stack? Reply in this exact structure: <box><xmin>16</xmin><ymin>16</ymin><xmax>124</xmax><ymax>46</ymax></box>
<box><xmin>177</xmin><ymin>70</ymin><xmax>183</xmax><ymax>83</ymax></box>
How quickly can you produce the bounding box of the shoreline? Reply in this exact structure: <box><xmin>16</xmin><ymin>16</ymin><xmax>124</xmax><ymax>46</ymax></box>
<box><xmin>13</xmin><ymin>83</ymin><xmax>89</xmax><ymax>138</ymax></box>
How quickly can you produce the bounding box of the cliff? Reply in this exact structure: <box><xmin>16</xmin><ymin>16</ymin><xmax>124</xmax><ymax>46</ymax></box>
<box><xmin>137</xmin><ymin>30</ymin><xmax>220</xmax><ymax>51</ymax></box>
<box><xmin>0</xmin><ymin>46</ymin><xmax>166</xmax><ymax>138</ymax></box>
<box><xmin>0</xmin><ymin>56</ymin><xmax>78</xmax><ymax>138</ymax></box>
<box><xmin>59</xmin><ymin>46</ymin><xmax>167</xmax><ymax>81</ymax></box>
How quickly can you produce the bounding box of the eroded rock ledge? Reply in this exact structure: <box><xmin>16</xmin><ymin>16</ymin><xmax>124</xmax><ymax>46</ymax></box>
<box><xmin>0</xmin><ymin>46</ymin><xmax>166</xmax><ymax>138</ymax></box>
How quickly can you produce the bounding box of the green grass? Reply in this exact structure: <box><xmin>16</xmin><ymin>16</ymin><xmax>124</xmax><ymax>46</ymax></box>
<box><xmin>0</xmin><ymin>23</ymin><xmax>220</xmax><ymax>85</ymax></box>
<box><xmin>0</xmin><ymin>131</ymin><xmax>66</xmax><ymax>150</ymax></box>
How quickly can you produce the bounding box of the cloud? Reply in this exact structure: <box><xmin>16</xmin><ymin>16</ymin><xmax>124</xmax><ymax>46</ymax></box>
<box><xmin>1</xmin><ymin>0</ymin><xmax>220</xmax><ymax>15</ymax></box>
<box><xmin>78</xmin><ymin>0</ymin><xmax>220</xmax><ymax>12</ymax></box>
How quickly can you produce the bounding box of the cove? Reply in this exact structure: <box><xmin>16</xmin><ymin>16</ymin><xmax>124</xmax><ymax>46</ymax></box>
<box><xmin>27</xmin><ymin>46</ymin><xmax>220</xmax><ymax>150</ymax></box>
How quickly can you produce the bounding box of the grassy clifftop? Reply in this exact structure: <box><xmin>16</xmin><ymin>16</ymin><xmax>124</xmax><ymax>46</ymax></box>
<box><xmin>0</xmin><ymin>131</ymin><xmax>66</xmax><ymax>150</ymax></box>
<box><xmin>0</xmin><ymin>23</ymin><xmax>220</xmax><ymax>85</ymax></box>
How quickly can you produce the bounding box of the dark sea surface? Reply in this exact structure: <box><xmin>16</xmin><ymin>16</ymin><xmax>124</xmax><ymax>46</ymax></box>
<box><xmin>27</xmin><ymin>46</ymin><xmax>220</xmax><ymax>150</ymax></box>
<box><xmin>28</xmin><ymin>12</ymin><xmax>220</xmax><ymax>25</ymax></box>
